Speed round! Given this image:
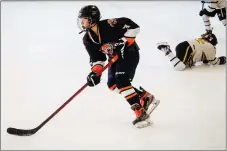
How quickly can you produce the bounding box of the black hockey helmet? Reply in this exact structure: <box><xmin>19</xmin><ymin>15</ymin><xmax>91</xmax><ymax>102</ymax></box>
<box><xmin>77</xmin><ymin>5</ymin><xmax>101</xmax><ymax>31</ymax></box>
<box><xmin>203</xmin><ymin>33</ymin><xmax>218</xmax><ymax>46</ymax></box>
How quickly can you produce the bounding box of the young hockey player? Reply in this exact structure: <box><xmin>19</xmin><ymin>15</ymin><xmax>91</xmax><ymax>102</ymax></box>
<box><xmin>199</xmin><ymin>0</ymin><xmax>226</xmax><ymax>36</ymax></box>
<box><xmin>157</xmin><ymin>33</ymin><xmax>226</xmax><ymax>71</ymax></box>
<box><xmin>77</xmin><ymin>5</ymin><xmax>160</xmax><ymax>128</ymax></box>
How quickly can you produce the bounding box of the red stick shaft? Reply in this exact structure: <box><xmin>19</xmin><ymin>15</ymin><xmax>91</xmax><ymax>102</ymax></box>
<box><xmin>37</xmin><ymin>55</ymin><xmax>119</xmax><ymax>130</ymax></box>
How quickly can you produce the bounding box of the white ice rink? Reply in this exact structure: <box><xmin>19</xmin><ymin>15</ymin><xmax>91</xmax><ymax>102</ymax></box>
<box><xmin>1</xmin><ymin>1</ymin><xmax>226</xmax><ymax>150</ymax></box>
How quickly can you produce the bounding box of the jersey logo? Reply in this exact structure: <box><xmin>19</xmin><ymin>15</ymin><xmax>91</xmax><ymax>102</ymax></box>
<box><xmin>107</xmin><ymin>19</ymin><xmax>117</xmax><ymax>27</ymax></box>
<box><xmin>123</xmin><ymin>24</ymin><xmax>130</xmax><ymax>29</ymax></box>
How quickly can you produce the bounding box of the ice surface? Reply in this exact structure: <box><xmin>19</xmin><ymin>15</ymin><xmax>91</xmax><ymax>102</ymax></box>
<box><xmin>1</xmin><ymin>1</ymin><xmax>226</xmax><ymax>150</ymax></box>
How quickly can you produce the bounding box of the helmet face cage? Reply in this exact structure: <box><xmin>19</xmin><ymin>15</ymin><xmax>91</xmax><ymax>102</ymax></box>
<box><xmin>77</xmin><ymin>16</ymin><xmax>92</xmax><ymax>31</ymax></box>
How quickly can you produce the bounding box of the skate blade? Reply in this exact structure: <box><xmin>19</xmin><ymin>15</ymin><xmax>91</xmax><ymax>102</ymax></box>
<box><xmin>147</xmin><ymin>99</ymin><xmax>160</xmax><ymax>115</ymax></box>
<box><xmin>157</xmin><ymin>42</ymin><xmax>168</xmax><ymax>46</ymax></box>
<box><xmin>135</xmin><ymin>118</ymin><xmax>153</xmax><ymax>128</ymax></box>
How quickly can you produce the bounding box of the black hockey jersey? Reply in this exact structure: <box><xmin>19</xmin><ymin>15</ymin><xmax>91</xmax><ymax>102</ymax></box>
<box><xmin>82</xmin><ymin>17</ymin><xmax>140</xmax><ymax>68</ymax></box>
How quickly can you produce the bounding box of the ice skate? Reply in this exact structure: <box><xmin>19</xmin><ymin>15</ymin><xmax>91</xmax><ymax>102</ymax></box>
<box><xmin>131</xmin><ymin>103</ymin><xmax>152</xmax><ymax>128</ymax></box>
<box><xmin>139</xmin><ymin>86</ymin><xmax>160</xmax><ymax>115</ymax></box>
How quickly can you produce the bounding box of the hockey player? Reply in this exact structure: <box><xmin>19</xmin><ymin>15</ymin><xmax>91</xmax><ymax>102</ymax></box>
<box><xmin>199</xmin><ymin>0</ymin><xmax>226</xmax><ymax>35</ymax></box>
<box><xmin>77</xmin><ymin>5</ymin><xmax>160</xmax><ymax>128</ymax></box>
<box><xmin>157</xmin><ymin>33</ymin><xmax>226</xmax><ymax>71</ymax></box>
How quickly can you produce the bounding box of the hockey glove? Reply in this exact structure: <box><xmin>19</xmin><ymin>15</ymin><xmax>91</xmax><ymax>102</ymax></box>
<box><xmin>87</xmin><ymin>72</ymin><xmax>101</xmax><ymax>87</ymax></box>
<box><xmin>218</xmin><ymin>56</ymin><xmax>226</xmax><ymax>65</ymax></box>
<box><xmin>100</xmin><ymin>38</ymin><xmax>128</xmax><ymax>59</ymax></box>
<box><xmin>157</xmin><ymin>42</ymin><xmax>171</xmax><ymax>55</ymax></box>
<box><xmin>199</xmin><ymin>9</ymin><xmax>216</xmax><ymax>17</ymax></box>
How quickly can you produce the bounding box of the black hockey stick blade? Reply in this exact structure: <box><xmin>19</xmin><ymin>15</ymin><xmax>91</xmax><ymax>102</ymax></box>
<box><xmin>7</xmin><ymin>127</ymin><xmax>38</xmax><ymax>136</ymax></box>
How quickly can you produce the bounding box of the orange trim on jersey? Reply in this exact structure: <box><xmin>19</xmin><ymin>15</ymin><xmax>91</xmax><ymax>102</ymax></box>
<box><xmin>109</xmin><ymin>84</ymin><xmax>117</xmax><ymax>91</ymax></box>
<box><xmin>119</xmin><ymin>86</ymin><xmax>133</xmax><ymax>93</ymax></box>
<box><xmin>125</xmin><ymin>38</ymin><xmax>135</xmax><ymax>46</ymax></box>
<box><xmin>91</xmin><ymin>64</ymin><xmax>103</xmax><ymax>73</ymax></box>
<box><xmin>125</xmin><ymin>92</ymin><xmax>137</xmax><ymax>100</ymax></box>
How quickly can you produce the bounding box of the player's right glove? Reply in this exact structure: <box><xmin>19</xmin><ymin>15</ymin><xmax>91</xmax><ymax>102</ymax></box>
<box><xmin>87</xmin><ymin>72</ymin><xmax>101</xmax><ymax>87</ymax></box>
<box><xmin>157</xmin><ymin>42</ymin><xmax>172</xmax><ymax>55</ymax></box>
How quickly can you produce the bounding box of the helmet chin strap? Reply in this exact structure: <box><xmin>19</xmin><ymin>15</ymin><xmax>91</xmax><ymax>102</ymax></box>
<box><xmin>89</xmin><ymin>22</ymin><xmax>97</xmax><ymax>29</ymax></box>
<box><xmin>78</xmin><ymin>21</ymin><xmax>97</xmax><ymax>34</ymax></box>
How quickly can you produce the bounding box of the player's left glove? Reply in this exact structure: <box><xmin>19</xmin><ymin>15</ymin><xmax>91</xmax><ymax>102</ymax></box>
<box><xmin>100</xmin><ymin>38</ymin><xmax>128</xmax><ymax>59</ymax></box>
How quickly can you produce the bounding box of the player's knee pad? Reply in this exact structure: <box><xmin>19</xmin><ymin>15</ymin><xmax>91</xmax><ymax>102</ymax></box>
<box><xmin>216</xmin><ymin>8</ymin><xmax>226</xmax><ymax>22</ymax></box>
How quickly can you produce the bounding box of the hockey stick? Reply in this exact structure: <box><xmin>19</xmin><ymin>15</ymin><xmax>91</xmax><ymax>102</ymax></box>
<box><xmin>7</xmin><ymin>55</ymin><xmax>119</xmax><ymax>136</ymax></box>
